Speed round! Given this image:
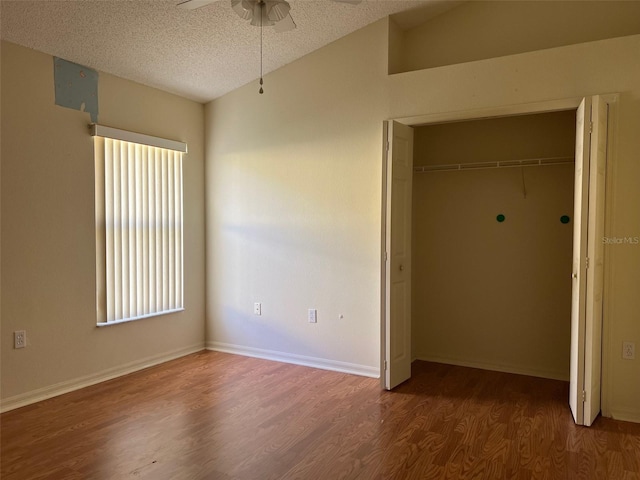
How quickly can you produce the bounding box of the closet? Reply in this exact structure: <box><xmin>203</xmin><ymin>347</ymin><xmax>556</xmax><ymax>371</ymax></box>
<box><xmin>411</xmin><ymin>111</ymin><xmax>576</xmax><ymax>380</ymax></box>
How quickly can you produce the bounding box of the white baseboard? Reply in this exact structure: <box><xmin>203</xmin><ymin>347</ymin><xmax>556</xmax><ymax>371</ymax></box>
<box><xmin>413</xmin><ymin>353</ymin><xmax>570</xmax><ymax>381</ymax></box>
<box><xmin>608</xmin><ymin>408</ymin><xmax>640</xmax><ymax>424</ymax></box>
<box><xmin>0</xmin><ymin>343</ymin><xmax>205</xmax><ymax>413</ymax></box>
<box><xmin>206</xmin><ymin>341</ymin><xmax>379</xmax><ymax>379</ymax></box>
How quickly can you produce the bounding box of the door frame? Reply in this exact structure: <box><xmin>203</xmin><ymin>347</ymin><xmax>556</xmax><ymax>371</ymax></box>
<box><xmin>381</xmin><ymin>94</ymin><xmax>618</xmax><ymax>418</ymax></box>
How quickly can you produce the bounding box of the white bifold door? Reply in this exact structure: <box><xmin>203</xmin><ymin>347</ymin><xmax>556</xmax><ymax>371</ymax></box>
<box><xmin>382</xmin><ymin>121</ymin><xmax>414</xmax><ymax>390</ymax></box>
<box><xmin>570</xmin><ymin>96</ymin><xmax>609</xmax><ymax>426</ymax></box>
<box><xmin>383</xmin><ymin>97</ymin><xmax>608</xmax><ymax>422</ymax></box>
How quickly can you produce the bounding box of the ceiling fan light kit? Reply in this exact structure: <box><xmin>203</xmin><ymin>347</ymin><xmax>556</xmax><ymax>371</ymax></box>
<box><xmin>264</xmin><ymin>1</ymin><xmax>290</xmax><ymax>22</ymax></box>
<box><xmin>232</xmin><ymin>0</ymin><xmax>291</xmax><ymax>27</ymax></box>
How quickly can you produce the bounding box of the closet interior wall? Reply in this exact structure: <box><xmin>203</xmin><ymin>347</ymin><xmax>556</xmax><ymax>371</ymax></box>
<box><xmin>412</xmin><ymin>111</ymin><xmax>577</xmax><ymax>380</ymax></box>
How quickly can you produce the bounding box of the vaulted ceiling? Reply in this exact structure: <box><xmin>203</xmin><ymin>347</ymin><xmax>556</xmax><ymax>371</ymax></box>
<box><xmin>1</xmin><ymin>0</ymin><xmax>457</xmax><ymax>103</ymax></box>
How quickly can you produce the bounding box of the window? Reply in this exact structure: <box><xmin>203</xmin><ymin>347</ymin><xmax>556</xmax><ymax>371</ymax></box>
<box><xmin>92</xmin><ymin>125</ymin><xmax>186</xmax><ymax>326</ymax></box>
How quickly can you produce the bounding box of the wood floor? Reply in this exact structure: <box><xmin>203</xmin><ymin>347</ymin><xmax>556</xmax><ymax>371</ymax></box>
<box><xmin>2</xmin><ymin>351</ymin><xmax>639</xmax><ymax>480</ymax></box>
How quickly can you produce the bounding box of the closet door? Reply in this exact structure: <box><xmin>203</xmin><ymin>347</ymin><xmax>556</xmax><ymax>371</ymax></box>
<box><xmin>569</xmin><ymin>96</ymin><xmax>608</xmax><ymax>426</ymax></box>
<box><xmin>569</xmin><ymin>98</ymin><xmax>590</xmax><ymax>425</ymax></box>
<box><xmin>382</xmin><ymin>121</ymin><xmax>414</xmax><ymax>390</ymax></box>
<box><xmin>584</xmin><ymin>96</ymin><xmax>608</xmax><ymax>426</ymax></box>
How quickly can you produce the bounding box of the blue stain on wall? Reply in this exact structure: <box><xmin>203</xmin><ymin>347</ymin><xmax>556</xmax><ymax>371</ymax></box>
<box><xmin>54</xmin><ymin>57</ymin><xmax>99</xmax><ymax>122</ymax></box>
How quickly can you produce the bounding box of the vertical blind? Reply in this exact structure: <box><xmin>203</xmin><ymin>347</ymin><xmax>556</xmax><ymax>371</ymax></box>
<box><xmin>94</xmin><ymin>131</ymin><xmax>185</xmax><ymax>325</ymax></box>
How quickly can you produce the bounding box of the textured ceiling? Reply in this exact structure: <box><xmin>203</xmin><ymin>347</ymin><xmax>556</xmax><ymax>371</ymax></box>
<box><xmin>0</xmin><ymin>0</ymin><xmax>455</xmax><ymax>103</ymax></box>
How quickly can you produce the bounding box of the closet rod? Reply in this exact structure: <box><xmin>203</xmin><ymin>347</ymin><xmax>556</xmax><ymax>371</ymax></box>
<box><xmin>414</xmin><ymin>156</ymin><xmax>574</xmax><ymax>173</ymax></box>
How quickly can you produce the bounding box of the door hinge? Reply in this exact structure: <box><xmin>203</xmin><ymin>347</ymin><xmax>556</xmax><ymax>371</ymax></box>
<box><xmin>589</xmin><ymin>121</ymin><xmax>593</xmax><ymax>134</ymax></box>
<box><xmin>384</xmin><ymin>360</ymin><xmax>388</xmax><ymax>371</ymax></box>
<box><xmin>586</xmin><ymin>256</ymin><xmax>590</xmax><ymax>269</ymax></box>
<box><xmin>385</xmin><ymin>251</ymin><xmax>388</xmax><ymax>262</ymax></box>
<box><xmin>582</xmin><ymin>390</ymin><xmax>586</xmax><ymax>403</ymax></box>
<box><xmin>385</xmin><ymin>141</ymin><xmax>390</xmax><ymax>153</ymax></box>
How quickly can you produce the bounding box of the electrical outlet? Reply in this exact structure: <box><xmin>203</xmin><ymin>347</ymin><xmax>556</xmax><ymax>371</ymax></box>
<box><xmin>622</xmin><ymin>341</ymin><xmax>635</xmax><ymax>360</ymax></box>
<box><xmin>14</xmin><ymin>330</ymin><xmax>26</xmax><ymax>349</ymax></box>
<box><xmin>308</xmin><ymin>309</ymin><xmax>317</xmax><ymax>323</ymax></box>
<box><xmin>254</xmin><ymin>303</ymin><xmax>261</xmax><ymax>316</ymax></box>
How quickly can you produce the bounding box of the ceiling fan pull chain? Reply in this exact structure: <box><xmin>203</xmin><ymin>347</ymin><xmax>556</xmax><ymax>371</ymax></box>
<box><xmin>259</xmin><ymin>1</ymin><xmax>264</xmax><ymax>94</ymax></box>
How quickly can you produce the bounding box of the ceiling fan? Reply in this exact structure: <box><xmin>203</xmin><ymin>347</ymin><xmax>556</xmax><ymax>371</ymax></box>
<box><xmin>177</xmin><ymin>0</ymin><xmax>361</xmax><ymax>33</ymax></box>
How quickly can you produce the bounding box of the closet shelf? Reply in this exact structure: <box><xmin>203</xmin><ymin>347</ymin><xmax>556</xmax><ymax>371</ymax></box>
<box><xmin>414</xmin><ymin>156</ymin><xmax>574</xmax><ymax>173</ymax></box>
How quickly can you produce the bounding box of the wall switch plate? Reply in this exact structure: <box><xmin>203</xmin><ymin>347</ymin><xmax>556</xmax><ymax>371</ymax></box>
<box><xmin>254</xmin><ymin>303</ymin><xmax>261</xmax><ymax>316</ymax></box>
<box><xmin>14</xmin><ymin>330</ymin><xmax>26</xmax><ymax>349</ymax></box>
<box><xmin>308</xmin><ymin>309</ymin><xmax>317</xmax><ymax>323</ymax></box>
<box><xmin>623</xmin><ymin>341</ymin><xmax>635</xmax><ymax>360</ymax></box>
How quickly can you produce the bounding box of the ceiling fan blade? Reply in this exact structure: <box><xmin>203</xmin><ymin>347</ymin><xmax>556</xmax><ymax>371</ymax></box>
<box><xmin>332</xmin><ymin>0</ymin><xmax>362</xmax><ymax>4</ymax></box>
<box><xmin>176</xmin><ymin>0</ymin><xmax>218</xmax><ymax>10</ymax></box>
<box><xmin>274</xmin><ymin>13</ymin><xmax>296</xmax><ymax>33</ymax></box>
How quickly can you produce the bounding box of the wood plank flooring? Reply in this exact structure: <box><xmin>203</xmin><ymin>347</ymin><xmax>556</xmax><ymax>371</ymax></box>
<box><xmin>2</xmin><ymin>351</ymin><xmax>639</xmax><ymax>479</ymax></box>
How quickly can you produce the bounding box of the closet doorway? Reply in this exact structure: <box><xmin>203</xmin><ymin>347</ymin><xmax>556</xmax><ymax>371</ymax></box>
<box><xmin>412</xmin><ymin>110</ymin><xmax>575</xmax><ymax>383</ymax></box>
<box><xmin>381</xmin><ymin>96</ymin><xmax>613</xmax><ymax>426</ymax></box>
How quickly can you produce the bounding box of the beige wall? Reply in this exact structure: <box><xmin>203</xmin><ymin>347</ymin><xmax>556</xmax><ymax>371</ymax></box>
<box><xmin>387</xmin><ymin>18</ymin><xmax>405</xmax><ymax>76</ymax></box>
<box><xmin>1</xmin><ymin>41</ymin><xmax>206</xmax><ymax>409</ymax></box>
<box><xmin>394</xmin><ymin>0</ymin><xmax>640</xmax><ymax>74</ymax></box>
<box><xmin>412</xmin><ymin>112</ymin><xmax>576</xmax><ymax>380</ymax></box>
<box><xmin>413</xmin><ymin>112</ymin><xmax>577</xmax><ymax>167</ymax></box>
<box><xmin>206</xmin><ymin>13</ymin><xmax>640</xmax><ymax>420</ymax></box>
<box><xmin>204</xmin><ymin>19</ymin><xmax>389</xmax><ymax>376</ymax></box>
